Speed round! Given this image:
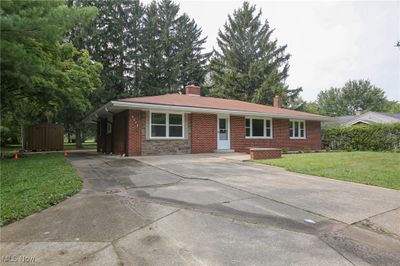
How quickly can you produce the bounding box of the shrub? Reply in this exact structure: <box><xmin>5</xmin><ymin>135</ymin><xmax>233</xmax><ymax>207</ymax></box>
<box><xmin>322</xmin><ymin>123</ymin><xmax>400</xmax><ymax>151</ymax></box>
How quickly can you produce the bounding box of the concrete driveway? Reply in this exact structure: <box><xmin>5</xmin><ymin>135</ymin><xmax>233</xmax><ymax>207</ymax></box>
<box><xmin>1</xmin><ymin>152</ymin><xmax>399</xmax><ymax>265</ymax></box>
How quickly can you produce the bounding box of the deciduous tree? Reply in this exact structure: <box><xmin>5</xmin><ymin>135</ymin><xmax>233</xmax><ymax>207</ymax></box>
<box><xmin>0</xmin><ymin>0</ymin><xmax>100</xmax><ymax>146</ymax></box>
<box><xmin>315</xmin><ymin>80</ymin><xmax>387</xmax><ymax>116</ymax></box>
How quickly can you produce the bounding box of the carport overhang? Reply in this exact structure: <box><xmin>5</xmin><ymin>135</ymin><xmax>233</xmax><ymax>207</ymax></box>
<box><xmin>83</xmin><ymin>100</ymin><xmax>334</xmax><ymax>124</ymax></box>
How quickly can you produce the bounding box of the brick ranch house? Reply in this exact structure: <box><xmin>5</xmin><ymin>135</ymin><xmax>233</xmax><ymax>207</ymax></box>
<box><xmin>85</xmin><ymin>85</ymin><xmax>330</xmax><ymax>156</ymax></box>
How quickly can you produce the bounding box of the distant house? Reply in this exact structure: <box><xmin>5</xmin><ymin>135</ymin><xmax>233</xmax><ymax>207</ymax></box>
<box><xmin>84</xmin><ymin>85</ymin><xmax>330</xmax><ymax>156</ymax></box>
<box><xmin>322</xmin><ymin>111</ymin><xmax>400</xmax><ymax>127</ymax></box>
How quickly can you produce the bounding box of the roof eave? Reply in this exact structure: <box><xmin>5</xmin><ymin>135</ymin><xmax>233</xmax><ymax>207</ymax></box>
<box><xmin>111</xmin><ymin>101</ymin><xmax>333</xmax><ymax>121</ymax></box>
<box><xmin>82</xmin><ymin>102</ymin><xmax>113</xmax><ymax>124</ymax></box>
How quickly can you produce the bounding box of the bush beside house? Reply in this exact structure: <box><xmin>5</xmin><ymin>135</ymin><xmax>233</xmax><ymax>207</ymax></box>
<box><xmin>322</xmin><ymin>123</ymin><xmax>400</xmax><ymax>151</ymax></box>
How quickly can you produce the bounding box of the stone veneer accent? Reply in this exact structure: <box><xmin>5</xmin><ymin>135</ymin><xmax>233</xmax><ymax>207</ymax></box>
<box><xmin>140</xmin><ymin>112</ymin><xmax>192</xmax><ymax>155</ymax></box>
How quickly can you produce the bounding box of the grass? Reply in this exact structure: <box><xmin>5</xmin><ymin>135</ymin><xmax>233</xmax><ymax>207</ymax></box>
<box><xmin>256</xmin><ymin>151</ymin><xmax>400</xmax><ymax>190</ymax></box>
<box><xmin>63</xmin><ymin>141</ymin><xmax>96</xmax><ymax>150</ymax></box>
<box><xmin>0</xmin><ymin>142</ymin><xmax>96</xmax><ymax>157</ymax></box>
<box><xmin>0</xmin><ymin>154</ymin><xmax>82</xmax><ymax>225</ymax></box>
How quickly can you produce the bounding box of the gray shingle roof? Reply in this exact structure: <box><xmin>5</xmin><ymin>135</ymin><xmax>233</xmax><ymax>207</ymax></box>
<box><xmin>322</xmin><ymin>112</ymin><xmax>400</xmax><ymax>126</ymax></box>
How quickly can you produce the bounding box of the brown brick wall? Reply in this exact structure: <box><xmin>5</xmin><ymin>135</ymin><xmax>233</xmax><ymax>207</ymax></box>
<box><xmin>105</xmin><ymin>110</ymin><xmax>321</xmax><ymax>156</ymax></box>
<box><xmin>112</xmin><ymin>111</ymin><xmax>127</xmax><ymax>155</ymax></box>
<box><xmin>191</xmin><ymin>113</ymin><xmax>217</xmax><ymax>153</ymax></box>
<box><xmin>250</xmin><ymin>149</ymin><xmax>282</xmax><ymax>160</ymax></box>
<box><xmin>230</xmin><ymin>116</ymin><xmax>321</xmax><ymax>152</ymax></box>
<box><xmin>141</xmin><ymin>113</ymin><xmax>191</xmax><ymax>155</ymax></box>
<box><xmin>126</xmin><ymin>110</ymin><xmax>142</xmax><ymax>156</ymax></box>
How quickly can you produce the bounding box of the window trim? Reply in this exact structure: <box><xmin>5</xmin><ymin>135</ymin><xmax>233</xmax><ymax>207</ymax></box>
<box><xmin>289</xmin><ymin>119</ymin><xmax>306</xmax><ymax>139</ymax></box>
<box><xmin>245</xmin><ymin>117</ymin><xmax>273</xmax><ymax>139</ymax></box>
<box><xmin>149</xmin><ymin>111</ymin><xmax>185</xmax><ymax>139</ymax></box>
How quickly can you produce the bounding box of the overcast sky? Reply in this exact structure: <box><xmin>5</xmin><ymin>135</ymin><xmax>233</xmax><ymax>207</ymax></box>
<box><xmin>145</xmin><ymin>0</ymin><xmax>400</xmax><ymax>102</ymax></box>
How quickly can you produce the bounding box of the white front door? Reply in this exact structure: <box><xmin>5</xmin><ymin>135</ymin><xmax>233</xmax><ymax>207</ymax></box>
<box><xmin>217</xmin><ymin>115</ymin><xmax>230</xmax><ymax>150</ymax></box>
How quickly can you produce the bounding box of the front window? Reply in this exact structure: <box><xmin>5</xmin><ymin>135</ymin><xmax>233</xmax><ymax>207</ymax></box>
<box><xmin>151</xmin><ymin>112</ymin><xmax>183</xmax><ymax>138</ymax></box>
<box><xmin>245</xmin><ymin>118</ymin><xmax>272</xmax><ymax>138</ymax></box>
<box><xmin>290</xmin><ymin>120</ymin><xmax>306</xmax><ymax>139</ymax></box>
<box><xmin>245</xmin><ymin>119</ymin><xmax>251</xmax><ymax>137</ymax></box>
<box><xmin>169</xmin><ymin>114</ymin><xmax>183</xmax><ymax>137</ymax></box>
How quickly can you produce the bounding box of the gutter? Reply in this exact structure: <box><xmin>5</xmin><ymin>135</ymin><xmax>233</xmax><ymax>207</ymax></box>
<box><xmin>112</xmin><ymin>101</ymin><xmax>333</xmax><ymax>121</ymax></box>
<box><xmin>83</xmin><ymin>100</ymin><xmax>334</xmax><ymax>122</ymax></box>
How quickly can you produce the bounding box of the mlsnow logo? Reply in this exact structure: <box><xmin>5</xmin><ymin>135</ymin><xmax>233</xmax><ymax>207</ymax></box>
<box><xmin>2</xmin><ymin>255</ymin><xmax>35</xmax><ymax>263</ymax></box>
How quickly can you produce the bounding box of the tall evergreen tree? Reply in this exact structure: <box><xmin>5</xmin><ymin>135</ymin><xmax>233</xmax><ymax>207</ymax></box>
<box><xmin>141</xmin><ymin>0</ymin><xmax>210</xmax><ymax>95</ymax></box>
<box><xmin>69</xmin><ymin>0</ymin><xmax>145</xmax><ymax>104</ymax></box>
<box><xmin>126</xmin><ymin>0</ymin><xmax>145</xmax><ymax>96</ymax></box>
<box><xmin>71</xmin><ymin>0</ymin><xmax>209</xmax><ymax>100</ymax></box>
<box><xmin>176</xmin><ymin>14</ymin><xmax>210</xmax><ymax>90</ymax></box>
<box><xmin>140</xmin><ymin>0</ymin><xmax>167</xmax><ymax>96</ymax></box>
<box><xmin>209</xmin><ymin>2</ymin><xmax>300</xmax><ymax>106</ymax></box>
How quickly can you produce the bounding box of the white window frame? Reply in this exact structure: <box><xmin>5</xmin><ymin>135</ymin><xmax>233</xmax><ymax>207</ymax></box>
<box><xmin>289</xmin><ymin>120</ymin><xmax>306</xmax><ymax>139</ymax></box>
<box><xmin>149</xmin><ymin>111</ymin><xmax>185</xmax><ymax>139</ymax></box>
<box><xmin>245</xmin><ymin>117</ymin><xmax>273</xmax><ymax>139</ymax></box>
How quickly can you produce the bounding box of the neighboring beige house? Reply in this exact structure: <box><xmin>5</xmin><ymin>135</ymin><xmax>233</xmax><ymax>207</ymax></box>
<box><xmin>322</xmin><ymin>111</ymin><xmax>400</xmax><ymax>126</ymax></box>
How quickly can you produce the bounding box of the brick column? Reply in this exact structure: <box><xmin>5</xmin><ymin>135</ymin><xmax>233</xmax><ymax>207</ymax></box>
<box><xmin>191</xmin><ymin>113</ymin><xmax>217</xmax><ymax>153</ymax></box>
<box><xmin>126</xmin><ymin>110</ymin><xmax>142</xmax><ymax>156</ymax></box>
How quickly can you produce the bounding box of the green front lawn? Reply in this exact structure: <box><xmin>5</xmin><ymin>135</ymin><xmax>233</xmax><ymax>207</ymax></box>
<box><xmin>63</xmin><ymin>141</ymin><xmax>96</xmax><ymax>150</ymax></box>
<box><xmin>256</xmin><ymin>152</ymin><xmax>400</xmax><ymax>190</ymax></box>
<box><xmin>0</xmin><ymin>154</ymin><xmax>82</xmax><ymax>225</ymax></box>
<box><xmin>0</xmin><ymin>142</ymin><xmax>96</xmax><ymax>157</ymax></box>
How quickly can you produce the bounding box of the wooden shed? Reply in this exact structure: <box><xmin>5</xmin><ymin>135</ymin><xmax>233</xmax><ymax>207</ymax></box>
<box><xmin>25</xmin><ymin>124</ymin><xmax>64</xmax><ymax>151</ymax></box>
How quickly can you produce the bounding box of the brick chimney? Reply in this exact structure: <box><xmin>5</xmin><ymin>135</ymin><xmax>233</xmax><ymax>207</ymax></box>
<box><xmin>273</xmin><ymin>95</ymin><xmax>282</xmax><ymax>108</ymax></box>
<box><xmin>185</xmin><ymin>84</ymin><xmax>201</xmax><ymax>96</ymax></box>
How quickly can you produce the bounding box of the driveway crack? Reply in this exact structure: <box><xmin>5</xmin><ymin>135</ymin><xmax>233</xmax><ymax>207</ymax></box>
<box><xmin>111</xmin><ymin>209</ymin><xmax>181</xmax><ymax>244</ymax></box>
<box><xmin>137</xmin><ymin>159</ymin><xmax>333</xmax><ymax>222</ymax></box>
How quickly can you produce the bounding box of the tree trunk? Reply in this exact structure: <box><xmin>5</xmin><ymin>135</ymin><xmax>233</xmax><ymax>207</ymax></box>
<box><xmin>75</xmin><ymin>128</ymin><xmax>83</xmax><ymax>149</ymax></box>
<box><xmin>67</xmin><ymin>132</ymin><xmax>71</xmax><ymax>143</ymax></box>
<box><xmin>21</xmin><ymin>125</ymin><xmax>25</xmax><ymax>151</ymax></box>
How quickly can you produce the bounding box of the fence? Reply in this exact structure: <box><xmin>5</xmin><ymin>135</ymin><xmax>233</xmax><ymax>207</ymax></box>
<box><xmin>25</xmin><ymin>124</ymin><xmax>64</xmax><ymax>151</ymax></box>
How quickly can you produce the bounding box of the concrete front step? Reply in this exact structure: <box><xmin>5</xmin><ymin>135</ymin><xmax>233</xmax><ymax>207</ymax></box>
<box><xmin>213</xmin><ymin>149</ymin><xmax>235</xmax><ymax>153</ymax></box>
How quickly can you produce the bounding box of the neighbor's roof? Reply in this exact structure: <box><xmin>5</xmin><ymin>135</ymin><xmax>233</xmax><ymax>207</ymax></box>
<box><xmin>322</xmin><ymin>111</ymin><xmax>400</xmax><ymax>126</ymax></box>
<box><xmin>84</xmin><ymin>93</ymin><xmax>331</xmax><ymax>122</ymax></box>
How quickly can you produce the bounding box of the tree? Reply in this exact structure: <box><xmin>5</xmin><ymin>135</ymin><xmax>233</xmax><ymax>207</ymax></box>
<box><xmin>209</xmin><ymin>1</ymin><xmax>300</xmax><ymax>106</ymax></box>
<box><xmin>140</xmin><ymin>0</ymin><xmax>210</xmax><ymax>95</ymax></box>
<box><xmin>0</xmin><ymin>0</ymin><xmax>100</xmax><ymax>146</ymax></box>
<box><xmin>176</xmin><ymin>14</ymin><xmax>210</xmax><ymax>90</ymax></box>
<box><xmin>70</xmin><ymin>0</ymin><xmax>210</xmax><ymax>101</ymax></box>
<box><xmin>315</xmin><ymin>80</ymin><xmax>387</xmax><ymax>116</ymax></box>
<box><xmin>56</xmin><ymin>44</ymin><xmax>102</xmax><ymax>148</ymax></box>
<box><xmin>383</xmin><ymin>100</ymin><xmax>400</xmax><ymax>113</ymax></box>
<box><xmin>315</xmin><ymin>88</ymin><xmax>346</xmax><ymax>116</ymax></box>
<box><xmin>68</xmin><ymin>0</ymin><xmax>143</xmax><ymax>104</ymax></box>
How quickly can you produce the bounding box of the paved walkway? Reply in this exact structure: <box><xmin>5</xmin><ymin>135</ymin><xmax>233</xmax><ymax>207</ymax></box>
<box><xmin>1</xmin><ymin>152</ymin><xmax>399</xmax><ymax>265</ymax></box>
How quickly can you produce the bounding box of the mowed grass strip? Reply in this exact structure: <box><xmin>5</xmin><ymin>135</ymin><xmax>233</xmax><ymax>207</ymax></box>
<box><xmin>63</xmin><ymin>141</ymin><xmax>97</xmax><ymax>150</ymax></box>
<box><xmin>256</xmin><ymin>152</ymin><xmax>400</xmax><ymax>190</ymax></box>
<box><xmin>0</xmin><ymin>154</ymin><xmax>82</xmax><ymax>225</ymax></box>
